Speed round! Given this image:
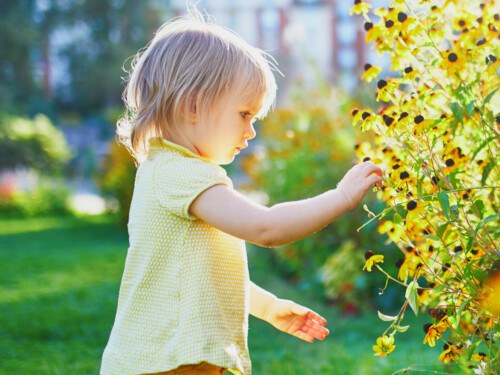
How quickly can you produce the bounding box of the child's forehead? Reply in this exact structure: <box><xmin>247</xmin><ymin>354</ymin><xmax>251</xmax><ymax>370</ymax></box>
<box><xmin>236</xmin><ymin>91</ymin><xmax>264</xmax><ymax>110</ymax></box>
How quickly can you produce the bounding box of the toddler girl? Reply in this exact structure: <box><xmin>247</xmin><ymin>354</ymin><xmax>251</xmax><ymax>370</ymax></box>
<box><xmin>101</xmin><ymin>7</ymin><xmax>382</xmax><ymax>375</ymax></box>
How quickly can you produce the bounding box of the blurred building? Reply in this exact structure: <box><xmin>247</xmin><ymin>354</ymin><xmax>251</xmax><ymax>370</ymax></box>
<box><xmin>34</xmin><ymin>0</ymin><xmax>391</xmax><ymax>188</ymax></box>
<box><xmin>164</xmin><ymin>0</ymin><xmax>390</xmax><ymax>100</ymax></box>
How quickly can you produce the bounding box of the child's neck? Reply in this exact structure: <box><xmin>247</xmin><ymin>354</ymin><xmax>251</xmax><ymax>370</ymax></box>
<box><xmin>165</xmin><ymin>131</ymin><xmax>202</xmax><ymax>158</ymax></box>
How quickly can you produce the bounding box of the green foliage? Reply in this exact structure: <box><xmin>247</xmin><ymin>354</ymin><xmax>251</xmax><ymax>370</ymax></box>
<box><xmin>0</xmin><ymin>114</ymin><xmax>71</xmax><ymax>172</ymax></box>
<box><xmin>352</xmin><ymin>0</ymin><xmax>500</xmax><ymax>370</ymax></box>
<box><xmin>320</xmin><ymin>241</ymin><xmax>369</xmax><ymax>312</ymax></box>
<box><xmin>0</xmin><ymin>0</ymin><xmax>39</xmax><ymax>113</ymax></box>
<box><xmin>0</xmin><ymin>215</ymin><xmax>459</xmax><ymax>375</ymax></box>
<box><xmin>241</xmin><ymin>89</ymin><xmax>394</xmax><ymax>307</ymax></box>
<box><xmin>0</xmin><ymin>177</ymin><xmax>71</xmax><ymax>217</ymax></box>
<box><xmin>0</xmin><ymin>1</ymin><xmax>169</xmax><ymax>117</ymax></box>
<box><xmin>95</xmin><ymin>140</ymin><xmax>136</xmax><ymax>226</ymax></box>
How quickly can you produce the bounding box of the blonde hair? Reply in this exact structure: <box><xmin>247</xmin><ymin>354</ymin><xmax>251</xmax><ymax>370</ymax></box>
<box><xmin>117</xmin><ymin>7</ymin><xmax>278</xmax><ymax>163</ymax></box>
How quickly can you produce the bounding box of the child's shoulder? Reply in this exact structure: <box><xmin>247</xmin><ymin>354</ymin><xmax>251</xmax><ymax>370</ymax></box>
<box><xmin>148</xmin><ymin>138</ymin><xmax>227</xmax><ymax>176</ymax></box>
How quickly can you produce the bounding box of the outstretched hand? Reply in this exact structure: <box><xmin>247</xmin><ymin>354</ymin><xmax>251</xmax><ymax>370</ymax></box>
<box><xmin>263</xmin><ymin>299</ymin><xmax>329</xmax><ymax>343</ymax></box>
<box><xmin>337</xmin><ymin>161</ymin><xmax>383</xmax><ymax>210</ymax></box>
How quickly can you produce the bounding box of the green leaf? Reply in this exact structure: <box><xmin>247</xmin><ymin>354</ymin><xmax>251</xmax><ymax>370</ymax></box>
<box><xmin>471</xmin><ymin>137</ymin><xmax>495</xmax><ymax>162</ymax></box>
<box><xmin>363</xmin><ymin>204</ymin><xmax>376</xmax><ymax>217</ymax></box>
<box><xmin>377</xmin><ymin>311</ymin><xmax>398</xmax><ymax>322</ymax></box>
<box><xmin>394</xmin><ymin>325</ymin><xmax>410</xmax><ymax>333</ymax></box>
<box><xmin>483</xmin><ymin>86</ymin><xmax>499</xmax><ymax>108</ymax></box>
<box><xmin>465</xmin><ymin>235</ymin><xmax>474</xmax><ymax>253</ymax></box>
<box><xmin>466</xmin><ymin>99</ymin><xmax>477</xmax><ymax>115</ymax></box>
<box><xmin>475</xmin><ymin>213</ymin><xmax>500</xmax><ymax>233</ymax></box>
<box><xmin>429</xmin><ymin>284</ymin><xmax>446</xmax><ymax>295</ymax></box>
<box><xmin>448</xmin><ymin>170</ymin><xmax>461</xmax><ymax>189</ymax></box>
<box><xmin>423</xmin><ymin>234</ymin><xmax>441</xmax><ymax>241</ymax></box>
<box><xmin>437</xmin><ymin>223</ymin><xmax>448</xmax><ymax>239</ymax></box>
<box><xmin>426</xmin><ymin>251</ymin><xmax>440</xmax><ymax>271</ymax></box>
<box><xmin>405</xmin><ymin>280</ymin><xmax>419</xmax><ymax>316</ymax></box>
<box><xmin>481</xmin><ymin>161</ymin><xmax>494</xmax><ymax>185</ymax></box>
<box><xmin>437</xmin><ymin>191</ymin><xmax>451</xmax><ymax>221</ymax></box>
<box><xmin>393</xmin><ymin>213</ymin><xmax>404</xmax><ymax>226</ymax></box>
<box><xmin>450</xmin><ymin>205</ymin><xmax>459</xmax><ymax>220</ymax></box>
<box><xmin>449</xmin><ymin>102</ymin><xmax>463</xmax><ymax>124</ymax></box>
<box><xmin>466</xmin><ymin>340</ymin><xmax>482</xmax><ymax>361</ymax></box>
<box><xmin>417</xmin><ymin>176</ymin><xmax>423</xmax><ymax>198</ymax></box>
<box><xmin>453</xmin><ymin>298</ymin><xmax>472</xmax><ymax>330</ymax></box>
<box><xmin>474</xmin><ymin>200</ymin><xmax>485</xmax><ymax>218</ymax></box>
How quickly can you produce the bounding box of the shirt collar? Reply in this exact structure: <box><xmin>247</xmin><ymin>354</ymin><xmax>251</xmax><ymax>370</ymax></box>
<box><xmin>148</xmin><ymin>137</ymin><xmax>213</xmax><ymax>164</ymax></box>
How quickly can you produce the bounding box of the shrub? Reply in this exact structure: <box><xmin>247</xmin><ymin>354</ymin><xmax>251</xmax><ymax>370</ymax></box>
<box><xmin>0</xmin><ymin>177</ymin><xmax>71</xmax><ymax>216</ymax></box>
<box><xmin>351</xmin><ymin>0</ymin><xmax>499</xmax><ymax>372</ymax></box>
<box><xmin>241</xmin><ymin>88</ymin><xmax>395</xmax><ymax>307</ymax></box>
<box><xmin>95</xmin><ymin>140</ymin><xmax>136</xmax><ymax>226</ymax></box>
<box><xmin>0</xmin><ymin>113</ymin><xmax>71</xmax><ymax>172</ymax></box>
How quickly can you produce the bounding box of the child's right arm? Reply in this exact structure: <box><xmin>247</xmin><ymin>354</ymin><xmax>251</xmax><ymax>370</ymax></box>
<box><xmin>189</xmin><ymin>161</ymin><xmax>382</xmax><ymax>248</ymax></box>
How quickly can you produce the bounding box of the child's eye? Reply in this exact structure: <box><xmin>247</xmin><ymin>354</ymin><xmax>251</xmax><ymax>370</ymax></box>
<box><xmin>240</xmin><ymin>112</ymin><xmax>251</xmax><ymax>119</ymax></box>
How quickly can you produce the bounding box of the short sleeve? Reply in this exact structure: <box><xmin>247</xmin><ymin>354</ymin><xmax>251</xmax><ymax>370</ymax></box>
<box><xmin>152</xmin><ymin>154</ymin><xmax>232</xmax><ymax>220</ymax></box>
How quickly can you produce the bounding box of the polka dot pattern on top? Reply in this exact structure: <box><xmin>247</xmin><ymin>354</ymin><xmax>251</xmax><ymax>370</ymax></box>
<box><xmin>101</xmin><ymin>137</ymin><xmax>251</xmax><ymax>375</ymax></box>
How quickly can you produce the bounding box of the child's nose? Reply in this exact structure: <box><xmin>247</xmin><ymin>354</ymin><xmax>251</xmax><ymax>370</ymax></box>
<box><xmin>244</xmin><ymin>122</ymin><xmax>256</xmax><ymax>140</ymax></box>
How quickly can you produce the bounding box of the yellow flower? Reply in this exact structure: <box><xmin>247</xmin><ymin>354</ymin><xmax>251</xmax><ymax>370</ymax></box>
<box><xmin>405</xmin><ymin>199</ymin><xmax>427</xmax><ymax>222</ymax></box>
<box><xmin>484</xmin><ymin>269</ymin><xmax>500</xmax><ymax>314</ymax></box>
<box><xmin>472</xmin><ymin>352</ymin><xmax>489</xmax><ymax>362</ymax></box>
<box><xmin>395</xmin><ymin>251</ymin><xmax>423</xmax><ymax>282</ymax></box>
<box><xmin>364</xmin><ymin>21</ymin><xmax>382</xmax><ymax>44</ymax></box>
<box><xmin>373</xmin><ymin>334</ymin><xmax>396</xmax><ymax>357</ymax></box>
<box><xmin>378</xmin><ymin>220</ymin><xmax>405</xmax><ymax>244</ymax></box>
<box><xmin>423</xmin><ymin>317</ymin><xmax>449</xmax><ymax>347</ymax></box>
<box><xmin>486</xmin><ymin>54</ymin><xmax>500</xmax><ymax>76</ymax></box>
<box><xmin>440</xmin><ymin>50</ymin><xmax>463</xmax><ymax>74</ymax></box>
<box><xmin>352</xmin><ymin>108</ymin><xmax>373</xmax><ymax>125</ymax></box>
<box><xmin>363</xmin><ymin>251</ymin><xmax>384</xmax><ymax>272</ymax></box>
<box><xmin>438</xmin><ymin>343</ymin><xmax>463</xmax><ymax>364</ymax></box>
<box><xmin>401</xmin><ymin>65</ymin><xmax>418</xmax><ymax>82</ymax></box>
<box><xmin>376</xmin><ymin>78</ymin><xmax>400</xmax><ymax>102</ymax></box>
<box><xmin>361</xmin><ymin>64</ymin><xmax>382</xmax><ymax>83</ymax></box>
<box><xmin>350</xmin><ymin>0</ymin><xmax>372</xmax><ymax>15</ymax></box>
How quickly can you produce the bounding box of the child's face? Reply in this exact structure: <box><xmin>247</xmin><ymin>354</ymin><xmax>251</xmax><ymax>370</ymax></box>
<box><xmin>192</xmin><ymin>94</ymin><xmax>262</xmax><ymax>164</ymax></box>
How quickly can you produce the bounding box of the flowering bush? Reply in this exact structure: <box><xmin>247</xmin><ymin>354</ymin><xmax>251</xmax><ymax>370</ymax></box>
<box><xmin>95</xmin><ymin>140</ymin><xmax>136</xmax><ymax>225</ymax></box>
<box><xmin>0</xmin><ymin>177</ymin><xmax>71</xmax><ymax>216</ymax></box>
<box><xmin>0</xmin><ymin>114</ymin><xmax>72</xmax><ymax>172</ymax></box>
<box><xmin>241</xmin><ymin>88</ymin><xmax>396</xmax><ymax>310</ymax></box>
<box><xmin>351</xmin><ymin>0</ymin><xmax>499</xmax><ymax>373</ymax></box>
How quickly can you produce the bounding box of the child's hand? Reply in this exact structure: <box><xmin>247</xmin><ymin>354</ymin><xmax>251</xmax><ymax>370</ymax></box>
<box><xmin>263</xmin><ymin>299</ymin><xmax>329</xmax><ymax>343</ymax></box>
<box><xmin>337</xmin><ymin>161</ymin><xmax>383</xmax><ymax>210</ymax></box>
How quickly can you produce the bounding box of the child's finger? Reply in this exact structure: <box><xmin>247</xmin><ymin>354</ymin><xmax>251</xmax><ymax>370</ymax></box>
<box><xmin>367</xmin><ymin>174</ymin><xmax>383</xmax><ymax>187</ymax></box>
<box><xmin>306</xmin><ymin>310</ymin><xmax>327</xmax><ymax>326</ymax></box>
<box><xmin>362</xmin><ymin>162</ymin><xmax>383</xmax><ymax>177</ymax></box>
<box><xmin>304</xmin><ymin>319</ymin><xmax>330</xmax><ymax>337</ymax></box>
<box><xmin>294</xmin><ymin>329</ymin><xmax>315</xmax><ymax>343</ymax></box>
<box><xmin>291</xmin><ymin>304</ymin><xmax>327</xmax><ymax>325</ymax></box>
<box><xmin>300</xmin><ymin>324</ymin><xmax>328</xmax><ymax>341</ymax></box>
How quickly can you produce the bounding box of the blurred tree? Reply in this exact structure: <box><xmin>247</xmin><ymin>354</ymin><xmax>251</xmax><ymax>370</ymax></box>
<box><xmin>56</xmin><ymin>0</ymin><xmax>167</xmax><ymax>115</ymax></box>
<box><xmin>0</xmin><ymin>114</ymin><xmax>71</xmax><ymax>172</ymax></box>
<box><xmin>0</xmin><ymin>0</ymin><xmax>39</xmax><ymax>114</ymax></box>
<box><xmin>0</xmin><ymin>0</ymin><xmax>171</xmax><ymax>118</ymax></box>
<box><xmin>95</xmin><ymin>140</ymin><xmax>136</xmax><ymax>226</ymax></box>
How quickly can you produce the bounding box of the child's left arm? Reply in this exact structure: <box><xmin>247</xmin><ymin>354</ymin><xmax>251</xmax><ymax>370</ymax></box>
<box><xmin>250</xmin><ymin>282</ymin><xmax>329</xmax><ymax>343</ymax></box>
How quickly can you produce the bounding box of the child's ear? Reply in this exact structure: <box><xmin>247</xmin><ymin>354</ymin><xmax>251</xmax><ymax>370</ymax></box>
<box><xmin>187</xmin><ymin>96</ymin><xmax>197</xmax><ymax>124</ymax></box>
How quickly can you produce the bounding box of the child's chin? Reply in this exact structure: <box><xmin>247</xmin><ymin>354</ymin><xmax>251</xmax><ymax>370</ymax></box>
<box><xmin>218</xmin><ymin>155</ymin><xmax>235</xmax><ymax>165</ymax></box>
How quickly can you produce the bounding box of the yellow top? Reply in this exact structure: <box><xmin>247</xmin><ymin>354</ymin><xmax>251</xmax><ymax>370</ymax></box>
<box><xmin>101</xmin><ymin>138</ymin><xmax>251</xmax><ymax>375</ymax></box>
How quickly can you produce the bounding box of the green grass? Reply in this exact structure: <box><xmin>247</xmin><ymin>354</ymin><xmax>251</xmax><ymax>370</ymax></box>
<box><xmin>0</xmin><ymin>215</ymin><xmax>463</xmax><ymax>374</ymax></box>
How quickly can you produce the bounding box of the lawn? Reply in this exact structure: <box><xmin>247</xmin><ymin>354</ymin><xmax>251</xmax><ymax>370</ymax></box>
<box><xmin>0</xmin><ymin>215</ymin><xmax>463</xmax><ymax>374</ymax></box>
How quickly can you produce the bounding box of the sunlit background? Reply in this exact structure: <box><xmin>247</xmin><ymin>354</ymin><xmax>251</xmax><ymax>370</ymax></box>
<box><xmin>1</xmin><ymin>0</ymin><xmax>394</xmax><ymax>216</ymax></box>
<box><xmin>0</xmin><ymin>1</ymin><xmax>458</xmax><ymax>374</ymax></box>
